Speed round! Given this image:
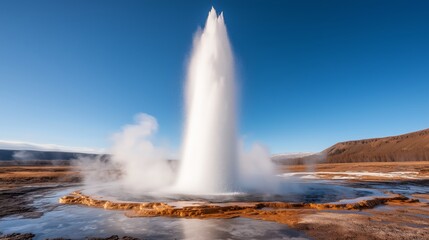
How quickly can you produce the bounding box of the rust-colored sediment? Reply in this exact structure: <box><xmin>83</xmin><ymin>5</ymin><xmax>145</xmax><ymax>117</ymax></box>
<box><xmin>59</xmin><ymin>191</ymin><xmax>418</xmax><ymax>226</ymax></box>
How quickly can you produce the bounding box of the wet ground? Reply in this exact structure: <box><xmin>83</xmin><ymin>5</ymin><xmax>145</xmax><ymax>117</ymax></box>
<box><xmin>1</xmin><ymin>163</ymin><xmax>429</xmax><ymax>239</ymax></box>
<box><xmin>0</xmin><ymin>185</ymin><xmax>309</xmax><ymax>239</ymax></box>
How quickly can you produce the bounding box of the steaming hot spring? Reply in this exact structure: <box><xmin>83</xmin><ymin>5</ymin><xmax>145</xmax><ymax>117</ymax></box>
<box><xmin>60</xmin><ymin>8</ymin><xmax>404</xmax><ymax>219</ymax></box>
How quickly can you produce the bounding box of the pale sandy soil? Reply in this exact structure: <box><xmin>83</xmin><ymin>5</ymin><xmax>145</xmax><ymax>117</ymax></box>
<box><xmin>0</xmin><ymin>166</ymin><xmax>80</xmax><ymax>189</ymax></box>
<box><xmin>280</xmin><ymin>161</ymin><xmax>429</xmax><ymax>180</ymax></box>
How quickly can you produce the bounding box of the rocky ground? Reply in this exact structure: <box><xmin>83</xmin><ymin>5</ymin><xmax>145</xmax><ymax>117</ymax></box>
<box><xmin>1</xmin><ymin>162</ymin><xmax>429</xmax><ymax>239</ymax></box>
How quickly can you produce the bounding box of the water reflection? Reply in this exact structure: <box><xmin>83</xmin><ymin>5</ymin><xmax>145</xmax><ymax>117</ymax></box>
<box><xmin>180</xmin><ymin>218</ymin><xmax>308</xmax><ymax>240</ymax></box>
<box><xmin>81</xmin><ymin>179</ymin><xmax>377</xmax><ymax>204</ymax></box>
<box><xmin>0</xmin><ymin>187</ymin><xmax>308</xmax><ymax>239</ymax></box>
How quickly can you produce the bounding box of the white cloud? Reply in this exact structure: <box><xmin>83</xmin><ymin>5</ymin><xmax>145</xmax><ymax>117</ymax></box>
<box><xmin>0</xmin><ymin>140</ymin><xmax>104</xmax><ymax>154</ymax></box>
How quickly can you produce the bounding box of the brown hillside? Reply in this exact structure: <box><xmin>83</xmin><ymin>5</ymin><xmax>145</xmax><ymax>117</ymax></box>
<box><xmin>324</xmin><ymin>128</ymin><xmax>429</xmax><ymax>163</ymax></box>
<box><xmin>274</xmin><ymin>129</ymin><xmax>429</xmax><ymax>164</ymax></box>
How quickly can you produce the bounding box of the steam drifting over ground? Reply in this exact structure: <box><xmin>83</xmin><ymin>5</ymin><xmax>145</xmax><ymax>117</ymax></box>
<box><xmin>109</xmin><ymin>114</ymin><xmax>174</xmax><ymax>192</ymax></box>
<box><xmin>77</xmin><ymin>113</ymin><xmax>175</xmax><ymax>193</ymax></box>
<box><xmin>78</xmin><ymin>112</ymin><xmax>279</xmax><ymax>196</ymax></box>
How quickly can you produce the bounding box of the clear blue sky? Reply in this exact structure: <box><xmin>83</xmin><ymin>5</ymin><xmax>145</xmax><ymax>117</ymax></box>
<box><xmin>1</xmin><ymin>0</ymin><xmax>428</xmax><ymax>153</ymax></box>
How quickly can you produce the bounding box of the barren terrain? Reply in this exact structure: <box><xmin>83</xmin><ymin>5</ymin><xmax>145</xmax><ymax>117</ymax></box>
<box><xmin>1</xmin><ymin>162</ymin><xmax>429</xmax><ymax>239</ymax></box>
<box><xmin>280</xmin><ymin>161</ymin><xmax>429</xmax><ymax>180</ymax></box>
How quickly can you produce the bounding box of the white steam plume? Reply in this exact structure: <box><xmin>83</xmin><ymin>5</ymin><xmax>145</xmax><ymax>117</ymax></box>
<box><xmin>78</xmin><ymin>113</ymin><xmax>174</xmax><ymax>193</ymax></box>
<box><xmin>109</xmin><ymin>113</ymin><xmax>174</xmax><ymax>192</ymax></box>
<box><xmin>238</xmin><ymin>143</ymin><xmax>280</xmax><ymax>193</ymax></box>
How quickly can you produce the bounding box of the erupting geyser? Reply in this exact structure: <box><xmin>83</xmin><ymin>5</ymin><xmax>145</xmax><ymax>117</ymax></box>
<box><xmin>175</xmin><ymin>8</ymin><xmax>239</xmax><ymax>194</ymax></box>
<box><xmin>79</xmin><ymin>7</ymin><xmax>277</xmax><ymax>196</ymax></box>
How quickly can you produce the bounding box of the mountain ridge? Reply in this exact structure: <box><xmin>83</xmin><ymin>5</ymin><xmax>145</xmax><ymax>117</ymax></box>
<box><xmin>274</xmin><ymin>128</ymin><xmax>429</xmax><ymax>164</ymax></box>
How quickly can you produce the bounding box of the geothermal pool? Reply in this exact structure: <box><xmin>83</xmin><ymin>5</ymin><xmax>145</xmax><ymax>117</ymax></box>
<box><xmin>77</xmin><ymin>178</ymin><xmax>377</xmax><ymax>204</ymax></box>
<box><xmin>1</xmin><ymin>176</ymin><xmax>428</xmax><ymax>239</ymax></box>
<box><xmin>0</xmin><ymin>186</ymin><xmax>309</xmax><ymax>239</ymax></box>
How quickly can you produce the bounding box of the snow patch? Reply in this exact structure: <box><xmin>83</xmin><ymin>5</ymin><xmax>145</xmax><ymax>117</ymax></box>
<box><xmin>280</xmin><ymin>171</ymin><xmax>420</xmax><ymax>180</ymax></box>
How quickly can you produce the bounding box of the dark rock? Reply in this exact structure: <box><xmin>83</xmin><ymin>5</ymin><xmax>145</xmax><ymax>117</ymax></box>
<box><xmin>0</xmin><ymin>233</ymin><xmax>35</xmax><ymax>240</ymax></box>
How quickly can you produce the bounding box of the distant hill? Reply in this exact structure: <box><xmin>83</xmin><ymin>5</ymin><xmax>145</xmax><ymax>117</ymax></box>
<box><xmin>3</xmin><ymin>128</ymin><xmax>429</xmax><ymax>164</ymax></box>
<box><xmin>274</xmin><ymin>128</ymin><xmax>429</xmax><ymax>164</ymax></box>
<box><xmin>0</xmin><ymin>149</ymin><xmax>99</xmax><ymax>161</ymax></box>
<box><xmin>271</xmin><ymin>152</ymin><xmax>316</xmax><ymax>165</ymax></box>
